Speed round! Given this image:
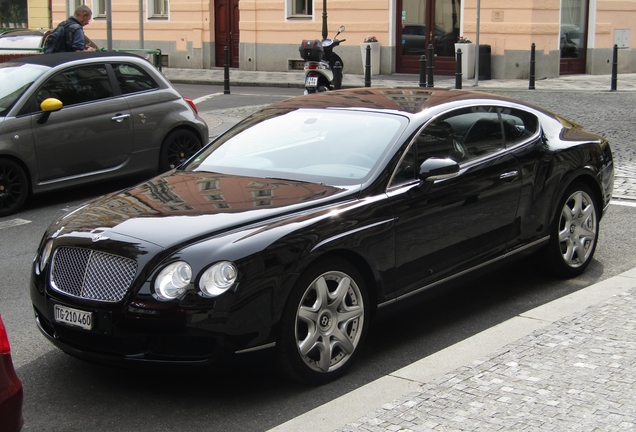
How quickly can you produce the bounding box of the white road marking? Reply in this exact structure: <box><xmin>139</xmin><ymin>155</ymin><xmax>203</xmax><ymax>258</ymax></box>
<box><xmin>611</xmin><ymin>200</ymin><xmax>636</xmax><ymax>207</ymax></box>
<box><xmin>192</xmin><ymin>92</ymin><xmax>224</xmax><ymax>104</ymax></box>
<box><xmin>0</xmin><ymin>218</ymin><xmax>31</xmax><ymax>230</ymax></box>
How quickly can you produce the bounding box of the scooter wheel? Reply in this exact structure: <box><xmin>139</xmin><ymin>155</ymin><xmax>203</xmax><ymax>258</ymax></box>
<box><xmin>317</xmin><ymin>86</ymin><xmax>330</xmax><ymax>92</ymax></box>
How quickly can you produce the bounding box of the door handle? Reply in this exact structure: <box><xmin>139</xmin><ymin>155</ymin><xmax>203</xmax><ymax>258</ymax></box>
<box><xmin>111</xmin><ymin>113</ymin><xmax>131</xmax><ymax>123</ymax></box>
<box><xmin>500</xmin><ymin>170</ymin><xmax>519</xmax><ymax>181</ymax></box>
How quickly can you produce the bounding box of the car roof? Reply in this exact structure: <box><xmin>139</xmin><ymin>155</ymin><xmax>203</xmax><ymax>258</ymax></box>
<box><xmin>265</xmin><ymin>87</ymin><xmax>539</xmax><ymax>115</ymax></box>
<box><xmin>0</xmin><ymin>29</ymin><xmax>46</xmax><ymax>37</ymax></box>
<box><xmin>4</xmin><ymin>51</ymin><xmax>147</xmax><ymax>68</ymax></box>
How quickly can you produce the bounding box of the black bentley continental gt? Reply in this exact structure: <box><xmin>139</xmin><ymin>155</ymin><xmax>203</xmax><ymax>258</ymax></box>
<box><xmin>30</xmin><ymin>88</ymin><xmax>614</xmax><ymax>384</ymax></box>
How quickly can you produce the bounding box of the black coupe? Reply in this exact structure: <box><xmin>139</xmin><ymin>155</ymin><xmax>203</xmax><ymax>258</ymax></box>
<box><xmin>30</xmin><ymin>88</ymin><xmax>614</xmax><ymax>384</ymax></box>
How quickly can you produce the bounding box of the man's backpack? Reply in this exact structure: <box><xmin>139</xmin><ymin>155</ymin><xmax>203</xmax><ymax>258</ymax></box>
<box><xmin>44</xmin><ymin>20</ymin><xmax>80</xmax><ymax>54</ymax></box>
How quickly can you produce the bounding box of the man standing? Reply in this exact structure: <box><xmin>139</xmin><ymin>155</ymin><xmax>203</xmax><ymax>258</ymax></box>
<box><xmin>46</xmin><ymin>5</ymin><xmax>95</xmax><ymax>53</ymax></box>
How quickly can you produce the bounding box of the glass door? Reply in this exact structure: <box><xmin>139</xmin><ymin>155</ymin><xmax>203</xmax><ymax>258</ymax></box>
<box><xmin>396</xmin><ymin>0</ymin><xmax>461</xmax><ymax>75</ymax></box>
<box><xmin>560</xmin><ymin>0</ymin><xmax>589</xmax><ymax>74</ymax></box>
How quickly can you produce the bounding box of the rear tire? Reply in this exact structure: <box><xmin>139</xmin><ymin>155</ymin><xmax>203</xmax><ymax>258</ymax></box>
<box><xmin>545</xmin><ymin>182</ymin><xmax>599</xmax><ymax>278</ymax></box>
<box><xmin>277</xmin><ymin>258</ymin><xmax>369</xmax><ymax>384</ymax></box>
<box><xmin>0</xmin><ymin>159</ymin><xmax>28</xmax><ymax>217</ymax></box>
<box><xmin>159</xmin><ymin>129</ymin><xmax>202</xmax><ymax>172</ymax></box>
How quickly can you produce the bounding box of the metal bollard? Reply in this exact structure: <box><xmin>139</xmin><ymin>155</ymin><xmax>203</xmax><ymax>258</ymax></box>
<box><xmin>223</xmin><ymin>46</ymin><xmax>230</xmax><ymax>95</ymax></box>
<box><xmin>455</xmin><ymin>48</ymin><xmax>462</xmax><ymax>89</ymax></box>
<box><xmin>529</xmin><ymin>43</ymin><xmax>536</xmax><ymax>90</ymax></box>
<box><xmin>427</xmin><ymin>44</ymin><xmax>434</xmax><ymax>87</ymax></box>
<box><xmin>364</xmin><ymin>45</ymin><xmax>371</xmax><ymax>88</ymax></box>
<box><xmin>419</xmin><ymin>55</ymin><xmax>427</xmax><ymax>87</ymax></box>
<box><xmin>334</xmin><ymin>61</ymin><xmax>343</xmax><ymax>90</ymax></box>
<box><xmin>611</xmin><ymin>44</ymin><xmax>618</xmax><ymax>91</ymax></box>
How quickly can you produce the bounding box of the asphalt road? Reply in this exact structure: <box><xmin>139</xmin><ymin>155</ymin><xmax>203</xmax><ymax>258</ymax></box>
<box><xmin>1</xmin><ymin>85</ymin><xmax>635</xmax><ymax>431</ymax></box>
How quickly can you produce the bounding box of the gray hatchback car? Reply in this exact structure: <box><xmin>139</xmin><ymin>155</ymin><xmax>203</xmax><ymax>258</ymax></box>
<box><xmin>0</xmin><ymin>52</ymin><xmax>209</xmax><ymax>216</ymax></box>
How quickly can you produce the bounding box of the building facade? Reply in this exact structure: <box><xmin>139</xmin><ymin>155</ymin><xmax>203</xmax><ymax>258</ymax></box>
<box><xmin>30</xmin><ymin>0</ymin><xmax>636</xmax><ymax>78</ymax></box>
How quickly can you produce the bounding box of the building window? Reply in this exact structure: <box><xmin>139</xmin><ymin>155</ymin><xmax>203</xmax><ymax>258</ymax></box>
<box><xmin>148</xmin><ymin>0</ymin><xmax>169</xmax><ymax>18</ymax></box>
<box><xmin>95</xmin><ymin>0</ymin><xmax>106</xmax><ymax>17</ymax></box>
<box><xmin>68</xmin><ymin>0</ymin><xmax>84</xmax><ymax>14</ymax></box>
<box><xmin>288</xmin><ymin>0</ymin><xmax>312</xmax><ymax>19</ymax></box>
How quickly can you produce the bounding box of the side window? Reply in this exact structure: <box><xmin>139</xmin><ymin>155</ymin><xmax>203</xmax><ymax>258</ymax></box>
<box><xmin>35</xmin><ymin>65</ymin><xmax>112</xmax><ymax>107</ymax></box>
<box><xmin>415</xmin><ymin>119</ymin><xmax>466</xmax><ymax>166</ymax></box>
<box><xmin>500</xmin><ymin>108</ymin><xmax>539</xmax><ymax>147</ymax></box>
<box><xmin>411</xmin><ymin>107</ymin><xmax>503</xmax><ymax>168</ymax></box>
<box><xmin>112</xmin><ymin>63</ymin><xmax>159</xmax><ymax>95</ymax></box>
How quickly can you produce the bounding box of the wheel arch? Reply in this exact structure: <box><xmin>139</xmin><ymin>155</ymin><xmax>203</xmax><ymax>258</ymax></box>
<box><xmin>297</xmin><ymin>249</ymin><xmax>379</xmax><ymax>317</ymax></box>
<box><xmin>161</xmin><ymin>124</ymin><xmax>207</xmax><ymax>149</ymax></box>
<box><xmin>551</xmin><ymin>169</ymin><xmax>605</xmax><ymax>225</ymax></box>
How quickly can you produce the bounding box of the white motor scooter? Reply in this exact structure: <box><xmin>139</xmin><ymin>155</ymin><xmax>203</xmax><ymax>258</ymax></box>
<box><xmin>299</xmin><ymin>26</ymin><xmax>346</xmax><ymax>94</ymax></box>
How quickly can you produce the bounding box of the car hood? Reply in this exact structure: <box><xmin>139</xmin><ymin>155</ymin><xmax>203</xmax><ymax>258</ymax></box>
<box><xmin>51</xmin><ymin>171</ymin><xmax>356</xmax><ymax>248</ymax></box>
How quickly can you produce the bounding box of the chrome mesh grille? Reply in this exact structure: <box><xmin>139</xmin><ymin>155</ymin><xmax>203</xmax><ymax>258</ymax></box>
<box><xmin>51</xmin><ymin>247</ymin><xmax>138</xmax><ymax>302</ymax></box>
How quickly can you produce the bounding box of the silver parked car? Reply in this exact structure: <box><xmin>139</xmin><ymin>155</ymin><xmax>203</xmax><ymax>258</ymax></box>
<box><xmin>0</xmin><ymin>52</ymin><xmax>209</xmax><ymax>216</ymax></box>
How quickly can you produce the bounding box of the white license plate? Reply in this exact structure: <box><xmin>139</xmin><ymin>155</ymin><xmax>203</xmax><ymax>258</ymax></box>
<box><xmin>54</xmin><ymin>304</ymin><xmax>93</xmax><ymax>330</ymax></box>
<box><xmin>305</xmin><ymin>76</ymin><xmax>318</xmax><ymax>87</ymax></box>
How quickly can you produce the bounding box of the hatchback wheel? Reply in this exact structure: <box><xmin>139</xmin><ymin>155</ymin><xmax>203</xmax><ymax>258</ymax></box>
<box><xmin>159</xmin><ymin>129</ymin><xmax>202</xmax><ymax>172</ymax></box>
<box><xmin>277</xmin><ymin>259</ymin><xmax>369</xmax><ymax>384</ymax></box>
<box><xmin>0</xmin><ymin>159</ymin><xmax>28</xmax><ymax>217</ymax></box>
<box><xmin>546</xmin><ymin>182</ymin><xmax>599</xmax><ymax>277</ymax></box>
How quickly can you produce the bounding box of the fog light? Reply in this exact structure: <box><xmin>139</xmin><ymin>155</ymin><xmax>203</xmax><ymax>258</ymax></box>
<box><xmin>199</xmin><ymin>261</ymin><xmax>237</xmax><ymax>297</ymax></box>
<box><xmin>155</xmin><ymin>261</ymin><xmax>192</xmax><ymax>300</ymax></box>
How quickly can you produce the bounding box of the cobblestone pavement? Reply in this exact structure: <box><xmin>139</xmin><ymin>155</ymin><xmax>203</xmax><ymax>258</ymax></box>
<box><xmin>339</xmin><ymin>288</ymin><xmax>636</xmax><ymax>432</ymax></box>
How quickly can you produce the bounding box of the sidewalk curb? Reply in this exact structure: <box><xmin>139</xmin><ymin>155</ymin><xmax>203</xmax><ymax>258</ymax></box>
<box><xmin>268</xmin><ymin>268</ymin><xmax>636</xmax><ymax>432</ymax></box>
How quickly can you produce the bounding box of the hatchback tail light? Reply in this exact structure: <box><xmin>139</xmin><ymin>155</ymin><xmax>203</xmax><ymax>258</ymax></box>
<box><xmin>0</xmin><ymin>315</ymin><xmax>10</xmax><ymax>354</ymax></box>
<box><xmin>184</xmin><ymin>97</ymin><xmax>199</xmax><ymax>115</ymax></box>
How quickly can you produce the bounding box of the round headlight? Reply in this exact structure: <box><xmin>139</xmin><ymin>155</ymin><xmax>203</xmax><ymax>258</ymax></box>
<box><xmin>199</xmin><ymin>261</ymin><xmax>238</xmax><ymax>297</ymax></box>
<box><xmin>154</xmin><ymin>261</ymin><xmax>192</xmax><ymax>300</ymax></box>
<box><xmin>37</xmin><ymin>240</ymin><xmax>54</xmax><ymax>275</ymax></box>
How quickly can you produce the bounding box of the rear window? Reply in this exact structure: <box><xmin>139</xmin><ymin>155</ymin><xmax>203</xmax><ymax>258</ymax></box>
<box><xmin>112</xmin><ymin>63</ymin><xmax>159</xmax><ymax>95</ymax></box>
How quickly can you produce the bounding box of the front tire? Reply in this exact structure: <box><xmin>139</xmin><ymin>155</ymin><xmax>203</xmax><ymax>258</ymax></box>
<box><xmin>0</xmin><ymin>159</ymin><xmax>28</xmax><ymax>217</ymax></box>
<box><xmin>545</xmin><ymin>182</ymin><xmax>599</xmax><ymax>277</ymax></box>
<box><xmin>277</xmin><ymin>259</ymin><xmax>369</xmax><ymax>384</ymax></box>
<box><xmin>159</xmin><ymin>129</ymin><xmax>202</xmax><ymax>172</ymax></box>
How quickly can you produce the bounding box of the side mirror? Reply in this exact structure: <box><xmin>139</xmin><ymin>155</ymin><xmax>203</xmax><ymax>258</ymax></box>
<box><xmin>40</xmin><ymin>98</ymin><xmax>63</xmax><ymax>112</ymax></box>
<box><xmin>419</xmin><ymin>157</ymin><xmax>460</xmax><ymax>181</ymax></box>
<box><xmin>338</xmin><ymin>25</ymin><xmax>345</xmax><ymax>33</ymax></box>
<box><xmin>37</xmin><ymin>98</ymin><xmax>63</xmax><ymax>124</ymax></box>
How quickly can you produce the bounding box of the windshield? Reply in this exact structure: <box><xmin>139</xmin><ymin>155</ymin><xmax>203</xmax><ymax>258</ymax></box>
<box><xmin>187</xmin><ymin>108</ymin><xmax>408</xmax><ymax>186</ymax></box>
<box><xmin>0</xmin><ymin>63</ymin><xmax>48</xmax><ymax>116</ymax></box>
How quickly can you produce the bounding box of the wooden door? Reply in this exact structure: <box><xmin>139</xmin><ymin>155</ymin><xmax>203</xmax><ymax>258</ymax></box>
<box><xmin>559</xmin><ymin>0</ymin><xmax>589</xmax><ymax>75</ymax></box>
<box><xmin>396</xmin><ymin>0</ymin><xmax>460</xmax><ymax>75</ymax></box>
<box><xmin>215</xmin><ymin>0</ymin><xmax>240</xmax><ymax>68</ymax></box>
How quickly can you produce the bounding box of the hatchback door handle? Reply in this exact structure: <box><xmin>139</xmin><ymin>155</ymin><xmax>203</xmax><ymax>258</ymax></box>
<box><xmin>500</xmin><ymin>170</ymin><xmax>519</xmax><ymax>180</ymax></box>
<box><xmin>111</xmin><ymin>113</ymin><xmax>131</xmax><ymax>123</ymax></box>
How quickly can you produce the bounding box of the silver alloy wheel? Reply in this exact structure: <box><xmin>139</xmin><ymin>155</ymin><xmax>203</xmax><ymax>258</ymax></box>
<box><xmin>557</xmin><ymin>189</ymin><xmax>597</xmax><ymax>268</ymax></box>
<box><xmin>295</xmin><ymin>270</ymin><xmax>364</xmax><ymax>373</ymax></box>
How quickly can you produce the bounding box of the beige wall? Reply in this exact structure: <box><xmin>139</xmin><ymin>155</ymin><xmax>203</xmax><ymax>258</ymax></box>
<box><xmin>27</xmin><ymin>0</ymin><xmax>50</xmax><ymax>29</ymax></box>
<box><xmin>40</xmin><ymin>0</ymin><xmax>636</xmax><ymax>75</ymax></box>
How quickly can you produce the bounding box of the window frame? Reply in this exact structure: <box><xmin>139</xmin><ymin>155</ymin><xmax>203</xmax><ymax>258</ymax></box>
<box><xmin>148</xmin><ymin>0</ymin><xmax>169</xmax><ymax>19</ymax></box>
<box><xmin>286</xmin><ymin>0</ymin><xmax>313</xmax><ymax>20</ymax></box>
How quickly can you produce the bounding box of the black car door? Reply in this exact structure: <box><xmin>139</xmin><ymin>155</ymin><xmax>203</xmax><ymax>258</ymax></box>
<box><xmin>388</xmin><ymin>106</ymin><xmax>522</xmax><ymax>297</ymax></box>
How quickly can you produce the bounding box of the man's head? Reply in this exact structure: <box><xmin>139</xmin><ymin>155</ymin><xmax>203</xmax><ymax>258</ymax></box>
<box><xmin>74</xmin><ymin>5</ymin><xmax>92</xmax><ymax>26</ymax></box>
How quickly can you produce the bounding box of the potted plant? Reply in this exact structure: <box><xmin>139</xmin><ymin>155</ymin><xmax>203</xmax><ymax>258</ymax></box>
<box><xmin>455</xmin><ymin>35</ymin><xmax>475</xmax><ymax>80</ymax></box>
<box><xmin>360</xmin><ymin>36</ymin><xmax>380</xmax><ymax>75</ymax></box>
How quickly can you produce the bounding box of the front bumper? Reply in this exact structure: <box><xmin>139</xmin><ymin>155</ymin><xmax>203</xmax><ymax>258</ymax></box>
<box><xmin>30</xmin><ymin>274</ymin><xmax>285</xmax><ymax>369</ymax></box>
